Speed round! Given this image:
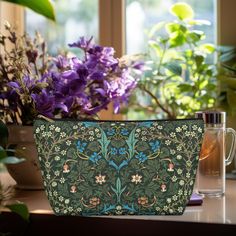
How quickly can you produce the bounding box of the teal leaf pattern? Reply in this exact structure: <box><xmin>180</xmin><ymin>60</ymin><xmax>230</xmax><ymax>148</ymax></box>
<box><xmin>34</xmin><ymin>119</ymin><xmax>204</xmax><ymax>216</ymax></box>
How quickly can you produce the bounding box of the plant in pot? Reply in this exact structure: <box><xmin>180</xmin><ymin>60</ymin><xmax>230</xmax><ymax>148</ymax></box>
<box><xmin>126</xmin><ymin>3</ymin><xmax>217</xmax><ymax>119</ymax></box>
<box><xmin>0</xmin><ymin>23</ymin><xmax>143</xmax><ymax>189</ymax></box>
<box><xmin>0</xmin><ymin>120</ymin><xmax>29</xmax><ymax>222</ymax></box>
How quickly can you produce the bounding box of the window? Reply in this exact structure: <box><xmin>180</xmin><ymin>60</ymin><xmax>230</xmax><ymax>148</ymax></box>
<box><xmin>126</xmin><ymin>0</ymin><xmax>216</xmax><ymax>55</ymax></box>
<box><xmin>26</xmin><ymin>0</ymin><xmax>99</xmax><ymax>55</ymax></box>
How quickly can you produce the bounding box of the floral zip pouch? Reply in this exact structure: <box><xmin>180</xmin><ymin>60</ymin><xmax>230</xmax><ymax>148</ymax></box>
<box><xmin>33</xmin><ymin>118</ymin><xmax>204</xmax><ymax>216</ymax></box>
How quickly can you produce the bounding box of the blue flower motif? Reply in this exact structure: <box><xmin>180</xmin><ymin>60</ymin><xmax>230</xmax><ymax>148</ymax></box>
<box><xmin>150</xmin><ymin>141</ymin><xmax>160</xmax><ymax>152</ymax></box>
<box><xmin>135</xmin><ymin>152</ymin><xmax>148</xmax><ymax>163</ymax></box>
<box><xmin>119</xmin><ymin>147</ymin><xmax>126</xmax><ymax>155</ymax></box>
<box><xmin>77</xmin><ymin>140</ymin><xmax>87</xmax><ymax>152</ymax></box>
<box><xmin>121</xmin><ymin>128</ymin><xmax>129</xmax><ymax>136</ymax></box>
<box><xmin>111</xmin><ymin>147</ymin><xmax>118</xmax><ymax>155</ymax></box>
<box><xmin>89</xmin><ymin>152</ymin><xmax>102</xmax><ymax>163</ymax></box>
<box><xmin>107</xmin><ymin>128</ymin><xmax>115</xmax><ymax>136</ymax></box>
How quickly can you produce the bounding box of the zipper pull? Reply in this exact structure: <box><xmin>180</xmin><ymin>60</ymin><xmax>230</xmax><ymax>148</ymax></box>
<box><xmin>37</xmin><ymin>115</ymin><xmax>54</xmax><ymax>123</ymax></box>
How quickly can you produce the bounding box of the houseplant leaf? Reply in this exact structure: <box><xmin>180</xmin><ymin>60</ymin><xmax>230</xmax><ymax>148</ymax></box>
<box><xmin>1</xmin><ymin>0</ymin><xmax>55</xmax><ymax>21</ymax></box>
<box><xmin>170</xmin><ymin>3</ymin><xmax>194</xmax><ymax>20</ymax></box>
<box><xmin>6</xmin><ymin>202</ymin><xmax>29</xmax><ymax>221</ymax></box>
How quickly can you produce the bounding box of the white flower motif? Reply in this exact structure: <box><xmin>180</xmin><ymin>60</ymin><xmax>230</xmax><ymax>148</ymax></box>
<box><xmin>141</xmin><ymin>136</ymin><xmax>147</xmax><ymax>141</ymax></box>
<box><xmin>47</xmin><ymin>131</ymin><xmax>52</xmax><ymax>137</ymax></box>
<box><xmin>42</xmin><ymin>131</ymin><xmax>47</xmax><ymax>137</ymax></box>
<box><xmin>68</xmin><ymin>207</ymin><xmax>73</xmax><ymax>212</ymax></box>
<box><xmin>55</xmin><ymin>146</ymin><xmax>60</xmax><ymax>152</ymax></box>
<box><xmin>142</xmin><ymin>131</ymin><xmax>147</xmax><ymax>135</ymax></box>
<box><xmin>165</xmin><ymin>140</ymin><xmax>171</xmax><ymax>145</ymax></box>
<box><xmin>54</xmin><ymin>156</ymin><xmax>60</xmax><ymax>161</ymax></box>
<box><xmin>95</xmin><ymin>128</ymin><xmax>99</xmax><ymax>133</ymax></box>
<box><xmin>163</xmin><ymin>206</ymin><xmax>168</xmax><ymax>211</ymax></box>
<box><xmin>55</xmin><ymin>127</ymin><xmax>61</xmax><ymax>132</ymax></box>
<box><xmin>171</xmin><ymin>176</ymin><xmax>177</xmax><ymax>182</ymax></box>
<box><xmin>49</xmin><ymin>125</ymin><xmax>55</xmax><ymax>130</ymax></box>
<box><xmin>167</xmin><ymin>198</ymin><xmax>171</xmax><ymax>203</ymax></box>
<box><xmin>198</xmin><ymin>127</ymin><xmax>203</xmax><ymax>133</ymax></box>
<box><xmin>185</xmin><ymin>131</ymin><xmax>190</xmax><ymax>136</ymax></box>
<box><xmin>157</xmin><ymin>125</ymin><xmax>163</xmax><ymax>130</ymax></box>
<box><xmin>170</xmin><ymin>132</ymin><xmax>176</xmax><ymax>138</ymax></box>
<box><xmin>96</xmin><ymin>133</ymin><xmax>101</xmax><ymax>138</ymax></box>
<box><xmin>186</xmin><ymin>160</ymin><xmax>192</xmax><ymax>167</ymax></box>
<box><xmin>182</xmin><ymin>125</ymin><xmax>188</xmax><ymax>130</ymax></box>
<box><xmin>55</xmin><ymin>171</ymin><xmax>60</xmax><ymax>176</ymax></box>
<box><xmin>60</xmin><ymin>177</ymin><xmax>65</xmax><ymax>184</ymax></box>
<box><xmin>66</xmin><ymin>140</ymin><xmax>72</xmax><ymax>146</ymax></box>
<box><xmin>186</xmin><ymin>172</ymin><xmax>191</xmax><ymax>178</ymax></box>
<box><xmin>170</xmin><ymin>149</ymin><xmax>176</xmax><ymax>155</ymax></box>
<box><xmin>178</xmin><ymin>190</ymin><xmax>183</xmax><ymax>195</ymax></box>
<box><xmin>177</xmin><ymin>169</ymin><xmax>182</xmax><ymax>175</ymax></box>
<box><xmin>178</xmin><ymin>207</ymin><xmax>183</xmax><ymax>213</ymax></box>
<box><xmin>179</xmin><ymin>180</ymin><xmax>185</xmax><ymax>186</ymax></box>
<box><xmin>95</xmin><ymin>174</ymin><xmax>106</xmax><ymax>185</ymax></box>
<box><xmin>59</xmin><ymin>196</ymin><xmax>64</xmax><ymax>202</ymax></box>
<box><xmin>46</xmin><ymin>174</ymin><xmax>51</xmax><ymax>179</ymax></box>
<box><xmin>176</xmin><ymin>127</ymin><xmax>182</xmax><ymax>132</ymax></box>
<box><xmin>192</xmin><ymin>125</ymin><xmax>198</xmax><ymax>130</ymax></box>
<box><xmin>36</xmin><ymin>128</ymin><xmax>40</xmax><ymax>133</ymax></box>
<box><xmin>52</xmin><ymin>181</ymin><xmax>57</xmax><ymax>187</ymax></box>
<box><xmin>55</xmin><ymin>207</ymin><xmax>59</xmax><ymax>213</ymax></box>
<box><xmin>190</xmin><ymin>131</ymin><xmax>196</xmax><ymax>137</ymax></box>
<box><xmin>40</xmin><ymin>125</ymin><xmax>45</xmax><ymax>130</ymax></box>
<box><xmin>77</xmin><ymin>207</ymin><xmax>82</xmax><ymax>212</ymax></box>
<box><xmin>73</xmin><ymin>125</ymin><xmax>78</xmax><ymax>129</ymax></box>
<box><xmin>169</xmin><ymin>209</ymin><xmax>174</xmax><ymax>214</ymax></box>
<box><xmin>89</xmin><ymin>136</ymin><xmax>94</xmax><ymax>141</ymax></box>
<box><xmin>177</xmin><ymin>145</ymin><xmax>182</xmax><ymax>151</ymax></box>
<box><xmin>61</xmin><ymin>150</ymin><xmax>67</xmax><ymax>155</ymax></box>
<box><xmin>89</xmin><ymin>131</ymin><xmax>94</xmax><ymax>135</ymax></box>
<box><xmin>136</xmin><ymin>128</ymin><xmax>141</xmax><ymax>133</ymax></box>
<box><xmin>172</xmin><ymin>195</ymin><xmax>178</xmax><ymax>201</ymax></box>
<box><xmin>65</xmin><ymin>199</ymin><xmax>70</xmax><ymax>204</ymax></box>
<box><xmin>131</xmin><ymin>174</ymin><xmax>142</xmax><ymax>184</ymax></box>
<box><xmin>177</xmin><ymin>155</ymin><xmax>182</xmax><ymax>160</ymax></box>
<box><xmin>60</xmin><ymin>132</ymin><xmax>66</xmax><ymax>138</ymax></box>
<box><xmin>190</xmin><ymin>180</ymin><xmax>194</xmax><ymax>186</ymax></box>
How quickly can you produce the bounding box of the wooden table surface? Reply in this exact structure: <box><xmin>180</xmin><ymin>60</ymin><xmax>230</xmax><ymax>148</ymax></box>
<box><xmin>1</xmin><ymin>172</ymin><xmax>236</xmax><ymax>235</ymax></box>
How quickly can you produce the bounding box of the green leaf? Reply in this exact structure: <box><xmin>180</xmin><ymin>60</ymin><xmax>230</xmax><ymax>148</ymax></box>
<box><xmin>169</xmin><ymin>33</ymin><xmax>186</xmax><ymax>47</ymax></box>
<box><xmin>170</xmin><ymin>3</ymin><xmax>194</xmax><ymax>20</ymax></box>
<box><xmin>164</xmin><ymin>61</ymin><xmax>182</xmax><ymax>76</ymax></box>
<box><xmin>148</xmin><ymin>21</ymin><xmax>165</xmax><ymax>38</ymax></box>
<box><xmin>6</xmin><ymin>202</ymin><xmax>29</xmax><ymax>221</ymax></box>
<box><xmin>2</xmin><ymin>0</ymin><xmax>55</xmax><ymax>21</ymax></box>
<box><xmin>199</xmin><ymin>43</ymin><xmax>215</xmax><ymax>54</ymax></box>
<box><xmin>178</xmin><ymin>83</ymin><xmax>193</xmax><ymax>92</ymax></box>
<box><xmin>1</xmin><ymin>156</ymin><xmax>25</xmax><ymax>164</ymax></box>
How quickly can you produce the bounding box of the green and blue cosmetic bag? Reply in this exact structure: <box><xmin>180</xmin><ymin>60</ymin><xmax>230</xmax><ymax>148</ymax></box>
<box><xmin>33</xmin><ymin>118</ymin><xmax>204</xmax><ymax>216</ymax></box>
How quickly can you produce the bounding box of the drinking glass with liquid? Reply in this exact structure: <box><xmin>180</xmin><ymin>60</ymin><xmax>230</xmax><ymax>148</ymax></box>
<box><xmin>195</xmin><ymin>111</ymin><xmax>236</xmax><ymax>197</ymax></box>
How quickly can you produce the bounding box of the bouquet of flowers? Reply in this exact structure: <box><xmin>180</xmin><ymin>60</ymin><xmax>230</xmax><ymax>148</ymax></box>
<box><xmin>0</xmin><ymin>22</ymin><xmax>143</xmax><ymax>125</ymax></box>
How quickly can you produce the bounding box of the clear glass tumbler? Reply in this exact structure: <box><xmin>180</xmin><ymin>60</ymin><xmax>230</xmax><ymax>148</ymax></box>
<box><xmin>195</xmin><ymin>111</ymin><xmax>236</xmax><ymax>197</ymax></box>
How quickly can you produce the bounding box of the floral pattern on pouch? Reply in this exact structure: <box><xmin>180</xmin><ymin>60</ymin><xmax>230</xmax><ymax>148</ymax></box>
<box><xmin>34</xmin><ymin>119</ymin><xmax>204</xmax><ymax>216</ymax></box>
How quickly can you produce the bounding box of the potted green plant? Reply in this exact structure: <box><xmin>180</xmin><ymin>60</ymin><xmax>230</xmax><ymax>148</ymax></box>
<box><xmin>0</xmin><ymin>23</ymin><xmax>143</xmax><ymax>189</ymax></box>
<box><xmin>0</xmin><ymin>120</ymin><xmax>29</xmax><ymax>223</ymax></box>
<box><xmin>127</xmin><ymin>3</ymin><xmax>217</xmax><ymax>119</ymax></box>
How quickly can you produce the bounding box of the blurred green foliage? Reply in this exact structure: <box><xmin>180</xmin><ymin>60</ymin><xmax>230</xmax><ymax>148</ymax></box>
<box><xmin>127</xmin><ymin>2</ymin><xmax>217</xmax><ymax>119</ymax></box>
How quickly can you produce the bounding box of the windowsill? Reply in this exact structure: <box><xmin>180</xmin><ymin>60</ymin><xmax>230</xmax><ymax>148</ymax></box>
<box><xmin>1</xmin><ymin>172</ymin><xmax>236</xmax><ymax>234</ymax></box>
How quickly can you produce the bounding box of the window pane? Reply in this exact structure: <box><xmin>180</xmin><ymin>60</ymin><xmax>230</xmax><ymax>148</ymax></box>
<box><xmin>126</xmin><ymin>0</ymin><xmax>216</xmax><ymax>120</ymax></box>
<box><xmin>126</xmin><ymin>0</ymin><xmax>216</xmax><ymax>54</ymax></box>
<box><xmin>26</xmin><ymin>0</ymin><xmax>98</xmax><ymax>55</ymax></box>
